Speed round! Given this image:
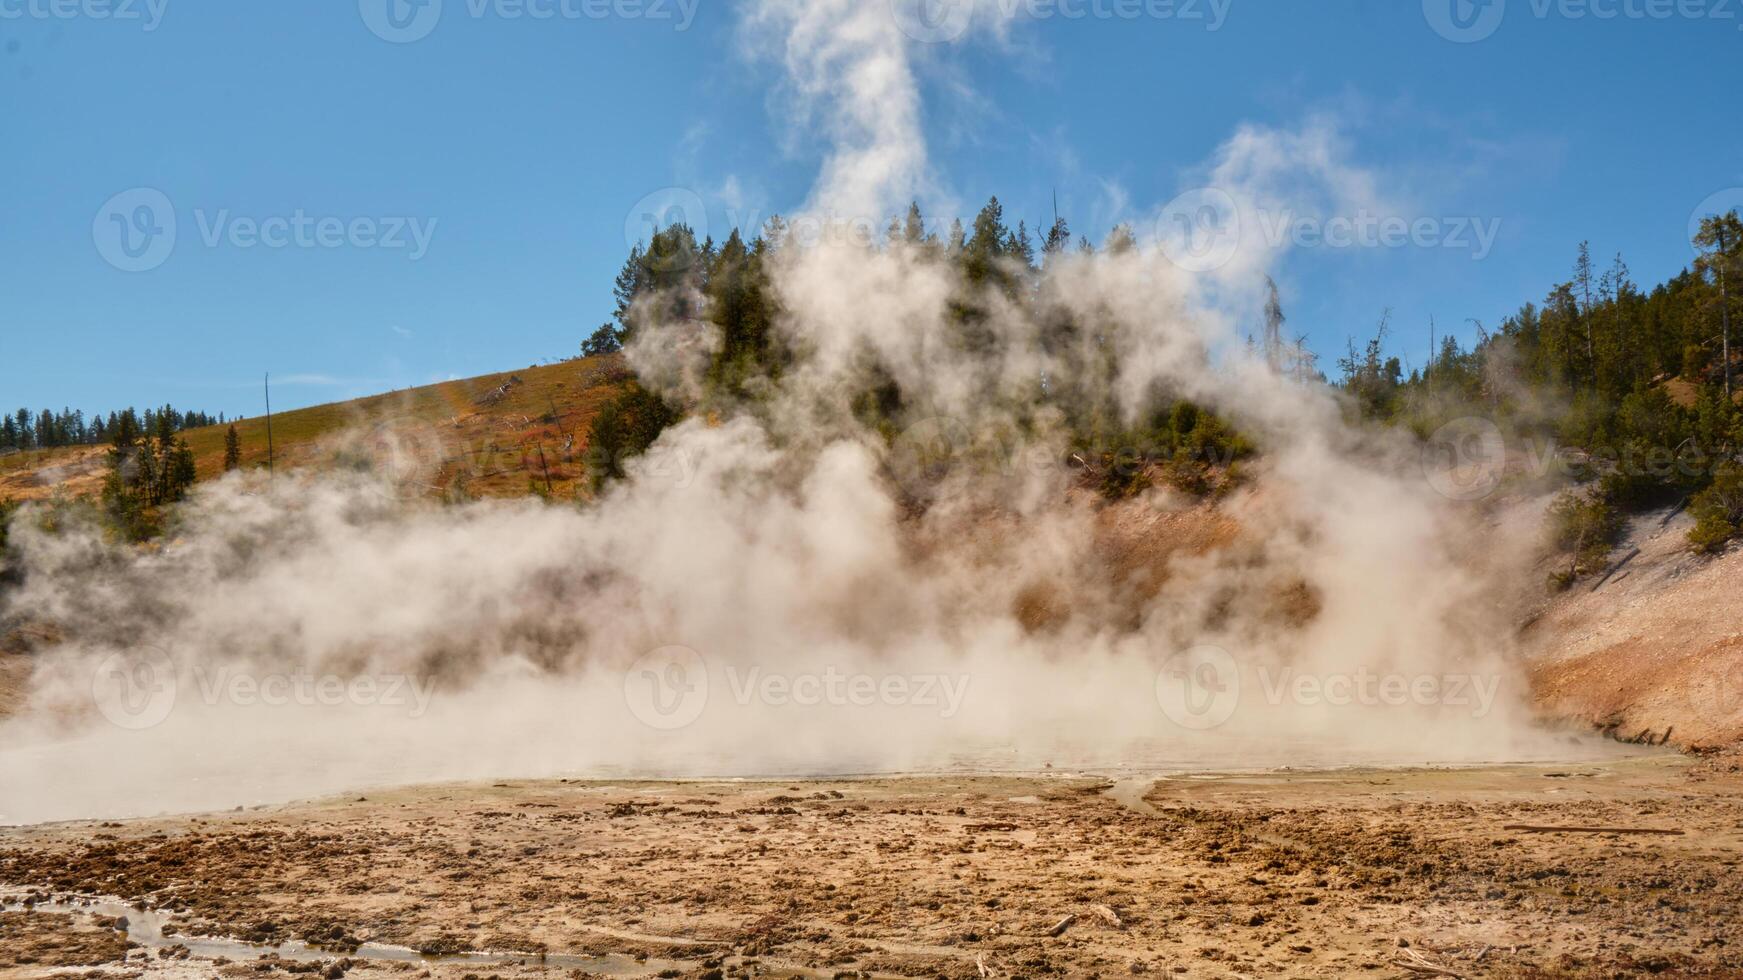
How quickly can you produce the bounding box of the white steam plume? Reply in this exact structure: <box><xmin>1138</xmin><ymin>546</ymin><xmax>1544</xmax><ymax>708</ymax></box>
<box><xmin>0</xmin><ymin>4</ymin><xmax>1599</xmax><ymax>825</ymax></box>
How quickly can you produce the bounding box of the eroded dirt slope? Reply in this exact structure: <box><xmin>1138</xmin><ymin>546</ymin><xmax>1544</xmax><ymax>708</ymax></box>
<box><xmin>1524</xmin><ymin>506</ymin><xmax>1743</xmax><ymax>751</ymax></box>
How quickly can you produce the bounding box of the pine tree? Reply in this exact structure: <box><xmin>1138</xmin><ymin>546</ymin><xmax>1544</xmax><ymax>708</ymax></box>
<box><xmin>1574</xmin><ymin>242</ymin><xmax>1597</xmax><ymax>387</ymax></box>
<box><xmin>170</xmin><ymin>438</ymin><xmax>197</xmax><ymax>498</ymax></box>
<box><xmin>1042</xmin><ymin>216</ymin><xmax>1071</xmax><ymax>258</ymax></box>
<box><xmin>582</xmin><ymin>323</ymin><xmax>623</xmax><ymax>357</ymax></box>
<box><xmin>224</xmin><ymin>423</ymin><xmax>243</xmax><ymax>471</ymax></box>
<box><xmin>902</xmin><ymin>201</ymin><xmax>926</xmax><ymax>245</ymax></box>
<box><xmin>706</xmin><ymin>228</ymin><xmax>778</xmax><ymax>394</ymax></box>
<box><xmin>1695</xmin><ymin>211</ymin><xmax>1743</xmax><ymax>399</ymax></box>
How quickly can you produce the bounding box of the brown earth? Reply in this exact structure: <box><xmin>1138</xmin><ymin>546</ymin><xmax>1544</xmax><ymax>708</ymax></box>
<box><xmin>2</xmin><ymin>759</ymin><xmax>1741</xmax><ymax>979</ymax></box>
<box><xmin>0</xmin><ymin>909</ymin><xmax>131</xmax><ymax>972</ymax></box>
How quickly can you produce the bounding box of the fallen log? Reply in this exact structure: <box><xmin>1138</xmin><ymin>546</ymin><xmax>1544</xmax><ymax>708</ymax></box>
<box><xmin>1391</xmin><ymin>949</ymin><xmax>1464</xmax><ymax>978</ymax></box>
<box><xmin>1390</xmin><ymin>957</ymin><xmax>1463</xmax><ymax>978</ymax></box>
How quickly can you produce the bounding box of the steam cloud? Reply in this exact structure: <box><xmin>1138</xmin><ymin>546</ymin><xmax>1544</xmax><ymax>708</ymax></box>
<box><xmin>0</xmin><ymin>4</ymin><xmax>1588</xmax><ymax>825</ymax></box>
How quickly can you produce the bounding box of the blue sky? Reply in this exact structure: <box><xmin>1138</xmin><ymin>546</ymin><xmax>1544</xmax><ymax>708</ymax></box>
<box><xmin>2</xmin><ymin>0</ymin><xmax>1740</xmax><ymax>416</ymax></box>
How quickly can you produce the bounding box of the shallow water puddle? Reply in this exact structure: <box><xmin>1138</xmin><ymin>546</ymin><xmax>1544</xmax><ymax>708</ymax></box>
<box><xmin>1</xmin><ymin>891</ymin><xmax>686</xmax><ymax>976</ymax></box>
<box><xmin>2</xmin><ymin>889</ymin><xmax>907</xmax><ymax>979</ymax></box>
<box><xmin>1103</xmin><ymin>778</ymin><xmax>1159</xmax><ymax>815</ymax></box>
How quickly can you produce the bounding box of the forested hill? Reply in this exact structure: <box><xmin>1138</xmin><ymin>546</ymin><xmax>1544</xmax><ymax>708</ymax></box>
<box><xmin>3</xmin><ymin>199</ymin><xmax>1740</xmax><ymax>565</ymax></box>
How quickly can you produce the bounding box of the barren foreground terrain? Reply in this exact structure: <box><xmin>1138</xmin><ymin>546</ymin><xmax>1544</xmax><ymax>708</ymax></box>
<box><xmin>2</xmin><ymin>756</ymin><xmax>1740</xmax><ymax>979</ymax></box>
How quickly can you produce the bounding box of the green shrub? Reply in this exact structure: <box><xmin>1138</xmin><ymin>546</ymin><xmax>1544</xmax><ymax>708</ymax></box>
<box><xmin>1683</xmin><ymin>344</ymin><xmax>1708</xmax><ymax>380</ymax></box>
<box><xmin>585</xmin><ymin>383</ymin><xmax>680</xmax><ymax>491</ymax></box>
<box><xmin>1099</xmin><ymin>448</ymin><xmax>1153</xmax><ymax>499</ymax></box>
<box><xmin>1688</xmin><ymin>462</ymin><xmax>1743</xmax><ymax>554</ymax></box>
<box><xmin>1596</xmin><ymin>441</ymin><xmax>1685</xmax><ymax>510</ymax></box>
<box><xmin>1688</xmin><ymin>512</ymin><xmax>1736</xmax><ymax>554</ymax></box>
<box><xmin>1548</xmin><ymin>491</ymin><xmax>1623</xmax><ymax>577</ymax></box>
<box><xmin>1158</xmin><ymin>457</ymin><xmax>1209</xmax><ymax>497</ymax></box>
<box><xmin>0</xmin><ymin>497</ymin><xmax>17</xmax><ymax>550</ymax></box>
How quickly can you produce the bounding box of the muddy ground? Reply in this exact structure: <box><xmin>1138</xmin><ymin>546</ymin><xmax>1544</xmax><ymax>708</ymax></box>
<box><xmin>2</xmin><ymin>757</ymin><xmax>1741</xmax><ymax>979</ymax></box>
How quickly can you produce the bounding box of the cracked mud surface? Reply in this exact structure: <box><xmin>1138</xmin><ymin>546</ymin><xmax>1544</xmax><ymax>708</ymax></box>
<box><xmin>2</xmin><ymin>757</ymin><xmax>1740</xmax><ymax>979</ymax></box>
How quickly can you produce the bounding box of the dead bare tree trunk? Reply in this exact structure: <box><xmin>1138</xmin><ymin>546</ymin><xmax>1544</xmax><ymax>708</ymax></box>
<box><xmin>1720</xmin><ymin>227</ymin><xmax>1734</xmax><ymax>401</ymax></box>
<box><xmin>536</xmin><ymin>443</ymin><xmax>554</xmax><ymax>495</ymax></box>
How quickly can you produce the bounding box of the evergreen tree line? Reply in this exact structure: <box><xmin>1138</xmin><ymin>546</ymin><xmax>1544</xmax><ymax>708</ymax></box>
<box><xmin>588</xmin><ymin>196</ymin><xmax>1743</xmax><ymax>559</ymax></box>
<box><xmin>584</xmin><ymin>196</ymin><xmax>1252</xmax><ymax>498</ymax></box>
<box><xmin>0</xmin><ymin>405</ymin><xmax>226</xmax><ymax>452</ymax></box>
<box><xmin>1337</xmin><ymin>210</ymin><xmax>1743</xmax><ymax>565</ymax></box>
<box><xmin>100</xmin><ymin>408</ymin><xmax>202</xmax><ymax>540</ymax></box>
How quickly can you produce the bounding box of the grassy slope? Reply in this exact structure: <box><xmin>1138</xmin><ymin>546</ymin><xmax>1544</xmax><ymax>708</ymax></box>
<box><xmin>0</xmin><ymin>354</ymin><xmax>629</xmax><ymax>504</ymax></box>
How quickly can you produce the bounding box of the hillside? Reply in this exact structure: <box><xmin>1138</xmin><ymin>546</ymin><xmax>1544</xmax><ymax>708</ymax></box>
<box><xmin>0</xmin><ymin>355</ymin><xmax>630</xmax><ymax>504</ymax></box>
<box><xmin>1525</xmin><ymin>504</ymin><xmax>1743</xmax><ymax>752</ymax></box>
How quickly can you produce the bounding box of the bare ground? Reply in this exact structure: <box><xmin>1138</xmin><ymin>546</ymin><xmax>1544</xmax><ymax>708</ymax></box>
<box><xmin>2</xmin><ymin>758</ymin><xmax>1740</xmax><ymax>979</ymax></box>
<box><xmin>1524</xmin><ymin>506</ymin><xmax>1743</xmax><ymax>750</ymax></box>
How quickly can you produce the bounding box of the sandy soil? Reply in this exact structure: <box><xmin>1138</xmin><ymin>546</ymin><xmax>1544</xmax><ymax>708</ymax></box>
<box><xmin>2</xmin><ymin>757</ymin><xmax>1740</xmax><ymax>979</ymax></box>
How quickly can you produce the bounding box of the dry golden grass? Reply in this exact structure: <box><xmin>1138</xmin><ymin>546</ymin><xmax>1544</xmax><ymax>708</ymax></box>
<box><xmin>0</xmin><ymin>354</ymin><xmax>629</xmax><ymax>504</ymax></box>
